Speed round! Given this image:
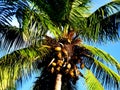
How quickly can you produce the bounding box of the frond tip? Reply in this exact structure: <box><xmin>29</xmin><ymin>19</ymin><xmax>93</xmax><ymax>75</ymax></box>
<box><xmin>85</xmin><ymin>70</ymin><xmax>104</xmax><ymax>90</ymax></box>
<box><xmin>83</xmin><ymin>44</ymin><xmax>120</xmax><ymax>73</ymax></box>
<box><xmin>93</xmin><ymin>59</ymin><xmax>120</xmax><ymax>90</ymax></box>
<box><xmin>82</xmin><ymin>44</ymin><xmax>120</xmax><ymax>90</ymax></box>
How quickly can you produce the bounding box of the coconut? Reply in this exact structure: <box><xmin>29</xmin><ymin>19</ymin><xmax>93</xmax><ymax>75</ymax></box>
<box><xmin>69</xmin><ymin>69</ymin><xmax>74</xmax><ymax>77</ymax></box>
<box><xmin>52</xmin><ymin>62</ymin><xmax>56</xmax><ymax>67</ymax></box>
<box><xmin>56</xmin><ymin>66</ymin><xmax>61</xmax><ymax>71</ymax></box>
<box><xmin>55</xmin><ymin>46</ymin><xmax>61</xmax><ymax>51</ymax></box>
<box><xmin>57</xmin><ymin>52</ymin><xmax>62</xmax><ymax>59</ymax></box>
<box><xmin>57</xmin><ymin>60</ymin><xmax>63</xmax><ymax>66</ymax></box>
<box><xmin>67</xmin><ymin>63</ymin><xmax>71</xmax><ymax>69</ymax></box>
<box><xmin>62</xmin><ymin>48</ymin><xmax>68</xmax><ymax>56</ymax></box>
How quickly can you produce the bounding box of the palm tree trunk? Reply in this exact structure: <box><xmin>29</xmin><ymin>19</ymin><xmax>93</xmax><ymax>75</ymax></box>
<box><xmin>54</xmin><ymin>73</ymin><xmax>62</xmax><ymax>90</ymax></box>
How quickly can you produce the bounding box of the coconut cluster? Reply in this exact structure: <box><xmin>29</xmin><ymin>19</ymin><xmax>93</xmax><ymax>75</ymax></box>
<box><xmin>41</xmin><ymin>31</ymin><xmax>86</xmax><ymax>81</ymax></box>
<box><xmin>46</xmin><ymin>43</ymin><xmax>85</xmax><ymax>81</ymax></box>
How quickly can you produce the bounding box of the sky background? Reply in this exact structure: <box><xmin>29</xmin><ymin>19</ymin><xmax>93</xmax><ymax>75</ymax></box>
<box><xmin>0</xmin><ymin>0</ymin><xmax>120</xmax><ymax>90</ymax></box>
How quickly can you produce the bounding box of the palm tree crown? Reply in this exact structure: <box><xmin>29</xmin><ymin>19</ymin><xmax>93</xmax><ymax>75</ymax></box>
<box><xmin>0</xmin><ymin>0</ymin><xmax>120</xmax><ymax>90</ymax></box>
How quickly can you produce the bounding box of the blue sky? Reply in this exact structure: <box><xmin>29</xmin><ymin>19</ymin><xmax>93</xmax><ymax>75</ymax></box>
<box><xmin>0</xmin><ymin>0</ymin><xmax>120</xmax><ymax>90</ymax></box>
<box><xmin>90</xmin><ymin>0</ymin><xmax>111</xmax><ymax>12</ymax></box>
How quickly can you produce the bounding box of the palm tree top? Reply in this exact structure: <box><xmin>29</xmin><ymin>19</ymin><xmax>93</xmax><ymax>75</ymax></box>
<box><xmin>0</xmin><ymin>0</ymin><xmax>120</xmax><ymax>90</ymax></box>
<box><xmin>1</xmin><ymin>0</ymin><xmax>120</xmax><ymax>43</ymax></box>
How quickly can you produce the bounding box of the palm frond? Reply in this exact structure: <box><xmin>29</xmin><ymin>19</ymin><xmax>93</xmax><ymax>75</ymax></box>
<box><xmin>92</xmin><ymin>58</ymin><xmax>120</xmax><ymax>90</ymax></box>
<box><xmin>29</xmin><ymin>0</ymin><xmax>70</xmax><ymax>25</ymax></box>
<box><xmin>0</xmin><ymin>45</ymin><xmax>48</xmax><ymax>89</ymax></box>
<box><xmin>82</xmin><ymin>44</ymin><xmax>120</xmax><ymax>73</ymax></box>
<box><xmin>17</xmin><ymin>1</ymin><xmax>61</xmax><ymax>41</ymax></box>
<box><xmin>0</xmin><ymin>1</ymin><xmax>16</xmax><ymax>25</ymax></box>
<box><xmin>85</xmin><ymin>70</ymin><xmax>104</xmax><ymax>90</ymax></box>
<box><xmin>79</xmin><ymin>44</ymin><xmax>120</xmax><ymax>90</ymax></box>
<box><xmin>82</xmin><ymin>54</ymin><xmax>120</xmax><ymax>90</ymax></box>
<box><xmin>82</xmin><ymin>0</ymin><xmax>120</xmax><ymax>42</ymax></box>
<box><xmin>0</xmin><ymin>0</ymin><xmax>47</xmax><ymax>39</ymax></box>
<box><xmin>0</xmin><ymin>25</ymin><xmax>26</xmax><ymax>51</ymax></box>
<box><xmin>69</xmin><ymin>0</ymin><xmax>90</xmax><ymax>29</ymax></box>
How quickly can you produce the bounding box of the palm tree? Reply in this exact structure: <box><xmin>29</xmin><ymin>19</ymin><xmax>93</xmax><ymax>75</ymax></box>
<box><xmin>0</xmin><ymin>0</ymin><xmax>120</xmax><ymax>90</ymax></box>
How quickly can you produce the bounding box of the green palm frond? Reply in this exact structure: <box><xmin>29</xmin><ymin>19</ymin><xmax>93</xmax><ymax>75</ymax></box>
<box><xmin>0</xmin><ymin>2</ymin><xmax>16</xmax><ymax>25</ymax></box>
<box><xmin>0</xmin><ymin>25</ymin><xmax>25</xmax><ymax>51</ymax></box>
<box><xmin>85</xmin><ymin>70</ymin><xmax>104</xmax><ymax>90</ymax></box>
<box><xmin>83</xmin><ymin>44</ymin><xmax>120</xmax><ymax>73</ymax></box>
<box><xmin>83</xmin><ymin>0</ymin><xmax>120</xmax><ymax>42</ymax></box>
<box><xmin>69</xmin><ymin>0</ymin><xmax>90</xmax><ymax>28</ymax></box>
<box><xmin>80</xmin><ymin>44</ymin><xmax>120</xmax><ymax>89</ymax></box>
<box><xmin>29</xmin><ymin>0</ymin><xmax>90</xmax><ymax>26</ymax></box>
<box><xmin>82</xmin><ymin>54</ymin><xmax>120</xmax><ymax>89</ymax></box>
<box><xmin>0</xmin><ymin>0</ymin><xmax>57</xmax><ymax>41</ymax></box>
<box><xmin>19</xmin><ymin>1</ymin><xmax>61</xmax><ymax>41</ymax></box>
<box><xmin>0</xmin><ymin>45</ymin><xmax>48</xmax><ymax>89</ymax></box>
<box><xmin>29</xmin><ymin>0</ymin><xmax>71</xmax><ymax>25</ymax></box>
<box><xmin>1</xmin><ymin>0</ymin><xmax>120</xmax><ymax>43</ymax></box>
<box><xmin>92</xmin><ymin>58</ymin><xmax>120</xmax><ymax>90</ymax></box>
